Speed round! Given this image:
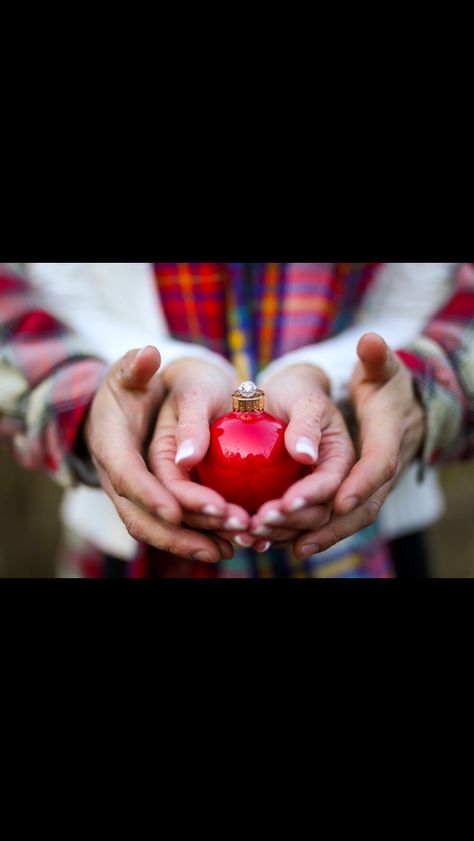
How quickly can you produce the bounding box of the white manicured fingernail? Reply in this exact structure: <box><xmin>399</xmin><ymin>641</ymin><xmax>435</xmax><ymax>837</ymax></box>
<box><xmin>263</xmin><ymin>509</ymin><xmax>285</xmax><ymax>526</ymax></box>
<box><xmin>202</xmin><ymin>505</ymin><xmax>222</xmax><ymax>517</ymax></box>
<box><xmin>288</xmin><ymin>497</ymin><xmax>306</xmax><ymax>513</ymax></box>
<box><xmin>256</xmin><ymin>541</ymin><xmax>272</xmax><ymax>553</ymax></box>
<box><xmin>295</xmin><ymin>437</ymin><xmax>318</xmax><ymax>463</ymax></box>
<box><xmin>235</xmin><ymin>535</ymin><xmax>254</xmax><ymax>548</ymax></box>
<box><xmin>224</xmin><ymin>517</ymin><xmax>247</xmax><ymax>531</ymax></box>
<box><xmin>252</xmin><ymin>525</ymin><xmax>272</xmax><ymax>538</ymax></box>
<box><xmin>175</xmin><ymin>440</ymin><xmax>196</xmax><ymax>464</ymax></box>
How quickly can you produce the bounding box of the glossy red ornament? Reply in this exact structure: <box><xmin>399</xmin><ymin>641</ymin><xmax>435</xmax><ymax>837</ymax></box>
<box><xmin>195</xmin><ymin>382</ymin><xmax>307</xmax><ymax>514</ymax></box>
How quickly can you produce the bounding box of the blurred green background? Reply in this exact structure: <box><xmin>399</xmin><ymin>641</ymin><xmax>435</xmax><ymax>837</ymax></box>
<box><xmin>1</xmin><ymin>445</ymin><xmax>473</xmax><ymax>577</ymax></box>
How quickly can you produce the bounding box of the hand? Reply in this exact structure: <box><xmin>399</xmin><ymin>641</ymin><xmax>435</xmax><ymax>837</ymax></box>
<box><xmin>293</xmin><ymin>333</ymin><xmax>426</xmax><ymax>560</ymax></box>
<box><xmin>84</xmin><ymin>347</ymin><xmax>234</xmax><ymax>564</ymax></box>
<box><xmin>149</xmin><ymin>358</ymin><xmax>255</xmax><ymax>547</ymax></box>
<box><xmin>249</xmin><ymin>364</ymin><xmax>357</xmax><ymax>548</ymax></box>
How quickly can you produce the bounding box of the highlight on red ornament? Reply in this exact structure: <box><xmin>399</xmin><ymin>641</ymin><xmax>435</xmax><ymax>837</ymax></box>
<box><xmin>195</xmin><ymin>381</ymin><xmax>308</xmax><ymax>514</ymax></box>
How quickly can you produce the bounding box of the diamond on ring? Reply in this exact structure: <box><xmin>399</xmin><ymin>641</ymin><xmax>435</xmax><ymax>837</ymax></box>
<box><xmin>239</xmin><ymin>381</ymin><xmax>257</xmax><ymax>398</ymax></box>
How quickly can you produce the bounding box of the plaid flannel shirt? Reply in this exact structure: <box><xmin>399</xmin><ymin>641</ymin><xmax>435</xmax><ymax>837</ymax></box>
<box><xmin>0</xmin><ymin>265</ymin><xmax>107</xmax><ymax>486</ymax></box>
<box><xmin>1</xmin><ymin>262</ymin><xmax>474</xmax><ymax>492</ymax></box>
<box><xmin>398</xmin><ymin>262</ymin><xmax>474</xmax><ymax>466</ymax></box>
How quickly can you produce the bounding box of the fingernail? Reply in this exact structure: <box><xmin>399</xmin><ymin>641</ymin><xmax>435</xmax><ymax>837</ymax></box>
<box><xmin>215</xmin><ymin>539</ymin><xmax>234</xmax><ymax>561</ymax></box>
<box><xmin>295</xmin><ymin>437</ymin><xmax>318</xmax><ymax>463</ymax></box>
<box><xmin>263</xmin><ymin>509</ymin><xmax>285</xmax><ymax>526</ymax></box>
<box><xmin>340</xmin><ymin>496</ymin><xmax>359</xmax><ymax>514</ymax></box>
<box><xmin>202</xmin><ymin>504</ymin><xmax>223</xmax><ymax>517</ymax></box>
<box><xmin>133</xmin><ymin>347</ymin><xmax>147</xmax><ymax>365</ymax></box>
<box><xmin>122</xmin><ymin>348</ymin><xmax>145</xmax><ymax>377</ymax></box>
<box><xmin>300</xmin><ymin>543</ymin><xmax>320</xmax><ymax>559</ymax></box>
<box><xmin>255</xmin><ymin>541</ymin><xmax>272</xmax><ymax>554</ymax></box>
<box><xmin>252</xmin><ymin>525</ymin><xmax>272</xmax><ymax>538</ymax></box>
<box><xmin>224</xmin><ymin>517</ymin><xmax>247</xmax><ymax>531</ymax></box>
<box><xmin>192</xmin><ymin>550</ymin><xmax>215</xmax><ymax>563</ymax></box>
<box><xmin>175</xmin><ymin>440</ymin><xmax>196</xmax><ymax>464</ymax></box>
<box><xmin>235</xmin><ymin>535</ymin><xmax>254</xmax><ymax>548</ymax></box>
<box><xmin>287</xmin><ymin>496</ymin><xmax>306</xmax><ymax>513</ymax></box>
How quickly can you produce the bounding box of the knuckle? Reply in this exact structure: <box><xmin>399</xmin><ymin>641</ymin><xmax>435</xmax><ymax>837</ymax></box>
<box><xmin>96</xmin><ymin>450</ymin><xmax>110</xmax><ymax>474</ymax></box>
<box><xmin>163</xmin><ymin>538</ymin><xmax>180</xmax><ymax>557</ymax></box>
<box><xmin>364</xmin><ymin>498</ymin><xmax>382</xmax><ymax>526</ymax></box>
<box><xmin>322</xmin><ymin>526</ymin><xmax>340</xmax><ymax>550</ymax></box>
<box><xmin>176</xmin><ymin>388</ymin><xmax>201</xmax><ymax>411</ymax></box>
<box><xmin>298</xmin><ymin>401</ymin><xmax>322</xmax><ymax>427</ymax></box>
<box><xmin>123</xmin><ymin>515</ymin><xmax>145</xmax><ymax>544</ymax></box>
<box><xmin>386</xmin><ymin>452</ymin><xmax>399</xmax><ymax>482</ymax></box>
<box><xmin>150</xmin><ymin>430</ymin><xmax>177</xmax><ymax>464</ymax></box>
<box><xmin>113</xmin><ymin>469</ymin><xmax>128</xmax><ymax>499</ymax></box>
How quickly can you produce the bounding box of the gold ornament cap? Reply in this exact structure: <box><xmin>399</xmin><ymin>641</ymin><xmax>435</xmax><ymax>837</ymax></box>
<box><xmin>232</xmin><ymin>381</ymin><xmax>265</xmax><ymax>413</ymax></box>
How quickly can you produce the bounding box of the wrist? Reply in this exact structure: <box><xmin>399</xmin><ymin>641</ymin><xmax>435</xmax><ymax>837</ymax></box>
<box><xmin>411</xmin><ymin>380</ymin><xmax>428</xmax><ymax>461</ymax></box>
<box><xmin>69</xmin><ymin>395</ymin><xmax>101</xmax><ymax>488</ymax></box>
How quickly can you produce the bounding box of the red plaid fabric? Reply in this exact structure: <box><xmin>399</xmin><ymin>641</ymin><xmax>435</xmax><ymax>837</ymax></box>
<box><xmin>153</xmin><ymin>262</ymin><xmax>382</xmax><ymax>380</ymax></box>
<box><xmin>398</xmin><ymin>262</ymin><xmax>474</xmax><ymax>465</ymax></box>
<box><xmin>0</xmin><ymin>266</ymin><xmax>107</xmax><ymax>484</ymax></box>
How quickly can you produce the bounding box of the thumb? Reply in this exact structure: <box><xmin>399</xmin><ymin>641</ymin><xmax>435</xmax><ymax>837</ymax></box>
<box><xmin>356</xmin><ymin>333</ymin><xmax>400</xmax><ymax>384</ymax></box>
<box><xmin>118</xmin><ymin>346</ymin><xmax>162</xmax><ymax>390</ymax></box>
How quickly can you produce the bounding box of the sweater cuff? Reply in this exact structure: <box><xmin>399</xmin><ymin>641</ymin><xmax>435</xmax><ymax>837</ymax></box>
<box><xmin>397</xmin><ymin>344</ymin><xmax>463</xmax><ymax>469</ymax></box>
<box><xmin>17</xmin><ymin>358</ymin><xmax>108</xmax><ymax>488</ymax></box>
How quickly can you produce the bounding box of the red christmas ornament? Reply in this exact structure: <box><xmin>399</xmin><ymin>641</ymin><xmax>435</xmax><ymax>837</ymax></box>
<box><xmin>195</xmin><ymin>381</ymin><xmax>307</xmax><ymax>514</ymax></box>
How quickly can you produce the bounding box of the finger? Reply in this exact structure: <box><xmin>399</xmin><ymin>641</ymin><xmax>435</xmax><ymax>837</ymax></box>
<box><xmin>117</xmin><ymin>346</ymin><xmax>162</xmax><ymax>390</ymax></box>
<box><xmin>356</xmin><ymin>333</ymin><xmax>400</xmax><ymax>384</ymax></box>
<box><xmin>272</xmin><ymin>537</ymin><xmax>301</xmax><ymax>549</ymax></box>
<box><xmin>283</xmin><ymin>393</ymin><xmax>323</xmax><ymax>465</ymax></box>
<box><xmin>214</xmin><ymin>530</ymin><xmax>257</xmax><ymax>549</ymax></box>
<box><xmin>284</xmin><ymin>411</ymin><xmax>356</xmax><ymax>511</ymax></box>
<box><xmin>253</xmin><ymin>527</ymin><xmax>300</xmax><ymax>544</ymax></box>
<box><xmin>262</xmin><ymin>434</ymin><xmax>354</xmax><ymax>516</ymax></box>
<box><xmin>214</xmin><ymin>528</ymin><xmax>299</xmax><ymax>551</ymax></box>
<box><xmin>250</xmin><ymin>503</ymin><xmax>332</xmax><ymax>538</ymax></box>
<box><xmin>213</xmin><ymin>536</ymin><xmax>235</xmax><ymax>561</ymax></box>
<box><xmin>294</xmin><ymin>484</ymin><xmax>390</xmax><ymax>560</ymax></box>
<box><xmin>149</xmin><ymin>400</ymin><xmax>228</xmax><ymax>514</ymax></box>
<box><xmin>213</xmin><ymin>535</ymin><xmax>275</xmax><ymax>554</ymax></box>
<box><xmin>174</xmin><ymin>387</ymin><xmax>216</xmax><ymax>468</ymax></box>
<box><xmin>96</xmin><ymin>443</ymin><xmax>181</xmax><ymax>525</ymax></box>
<box><xmin>334</xmin><ymin>411</ymin><xmax>401</xmax><ymax>516</ymax></box>
<box><xmin>184</xmin><ymin>502</ymin><xmax>250</xmax><ymax>534</ymax></box>
<box><xmin>150</xmin><ymin>401</ymin><xmax>251</xmax><ymax>522</ymax></box>
<box><xmin>100</xmin><ymin>472</ymin><xmax>225</xmax><ymax>563</ymax></box>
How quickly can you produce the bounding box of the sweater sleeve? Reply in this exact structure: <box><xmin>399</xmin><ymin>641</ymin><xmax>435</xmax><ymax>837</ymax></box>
<box><xmin>397</xmin><ymin>262</ymin><xmax>474</xmax><ymax>466</ymax></box>
<box><xmin>26</xmin><ymin>262</ymin><xmax>236</xmax><ymax>377</ymax></box>
<box><xmin>0</xmin><ymin>264</ymin><xmax>108</xmax><ymax>488</ymax></box>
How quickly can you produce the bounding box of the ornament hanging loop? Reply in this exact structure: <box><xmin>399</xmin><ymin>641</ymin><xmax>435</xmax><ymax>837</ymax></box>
<box><xmin>232</xmin><ymin>381</ymin><xmax>265</xmax><ymax>413</ymax></box>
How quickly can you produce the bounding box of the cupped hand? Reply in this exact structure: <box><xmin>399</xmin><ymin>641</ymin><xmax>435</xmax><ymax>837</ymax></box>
<box><xmin>83</xmin><ymin>347</ymin><xmax>234</xmax><ymax>564</ymax></box>
<box><xmin>293</xmin><ymin>333</ymin><xmax>426</xmax><ymax>561</ymax></box>
<box><xmin>249</xmin><ymin>364</ymin><xmax>357</xmax><ymax>548</ymax></box>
